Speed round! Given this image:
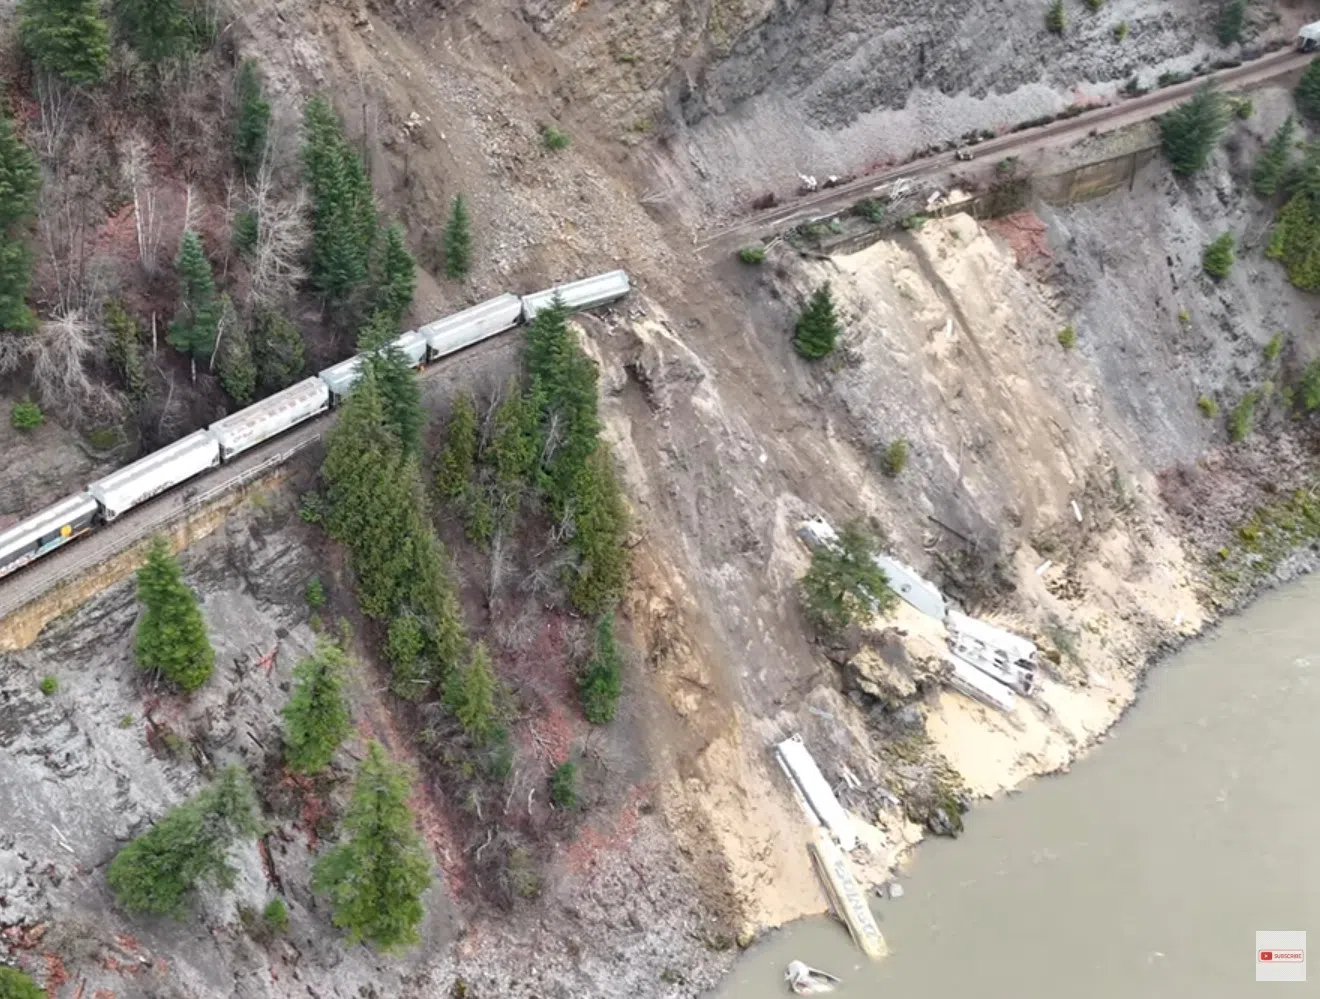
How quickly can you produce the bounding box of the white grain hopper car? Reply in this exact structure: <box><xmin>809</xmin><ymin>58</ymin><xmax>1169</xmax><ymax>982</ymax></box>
<box><xmin>774</xmin><ymin>734</ymin><xmax>857</xmax><ymax>851</ymax></box>
<box><xmin>1298</xmin><ymin>22</ymin><xmax>1320</xmax><ymax>51</ymax></box>
<box><xmin>945</xmin><ymin>654</ymin><xmax>1017</xmax><ymax>712</ymax></box>
<box><xmin>521</xmin><ymin>269</ymin><xmax>631</xmax><ymax>320</ymax></box>
<box><xmin>0</xmin><ymin>493</ymin><xmax>100</xmax><ymax>579</ymax></box>
<box><xmin>946</xmin><ymin>609</ymin><xmax>1038</xmax><ymax>695</ymax></box>
<box><xmin>0</xmin><ymin>271</ymin><xmax>632</xmax><ymax>582</ymax></box>
<box><xmin>88</xmin><ymin>430</ymin><xmax>222</xmax><ymax>521</ymax></box>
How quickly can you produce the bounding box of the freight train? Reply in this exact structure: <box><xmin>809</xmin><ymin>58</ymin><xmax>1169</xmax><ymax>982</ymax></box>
<box><xmin>0</xmin><ymin>270</ymin><xmax>631</xmax><ymax>582</ymax></box>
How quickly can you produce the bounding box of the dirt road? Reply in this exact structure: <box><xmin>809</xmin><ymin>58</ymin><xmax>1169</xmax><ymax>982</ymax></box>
<box><xmin>697</xmin><ymin>48</ymin><xmax>1312</xmax><ymax>256</ymax></box>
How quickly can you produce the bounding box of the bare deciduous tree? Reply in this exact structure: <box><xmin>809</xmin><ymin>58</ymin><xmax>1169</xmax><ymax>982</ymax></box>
<box><xmin>0</xmin><ymin>310</ymin><xmax>124</xmax><ymax>423</ymax></box>
<box><xmin>121</xmin><ymin>135</ymin><xmax>163</xmax><ymax>276</ymax></box>
<box><xmin>238</xmin><ymin>157</ymin><xmax>310</xmax><ymax>309</ymax></box>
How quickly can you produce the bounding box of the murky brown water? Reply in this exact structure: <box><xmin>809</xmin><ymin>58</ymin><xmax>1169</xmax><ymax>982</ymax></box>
<box><xmin>718</xmin><ymin>573</ymin><xmax>1320</xmax><ymax>998</ymax></box>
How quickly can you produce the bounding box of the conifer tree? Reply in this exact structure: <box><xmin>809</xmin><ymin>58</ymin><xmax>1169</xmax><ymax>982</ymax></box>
<box><xmin>216</xmin><ymin>295</ymin><xmax>256</xmax><ymax>404</ymax></box>
<box><xmin>282</xmin><ymin>640</ymin><xmax>353</xmax><ymax>775</ymax></box>
<box><xmin>1253</xmin><ymin>115</ymin><xmax>1296</xmax><ymax>198</ymax></box>
<box><xmin>443</xmin><ymin>194</ymin><xmax>472</xmax><ymax>279</ymax></box>
<box><xmin>486</xmin><ymin>379</ymin><xmax>538</xmax><ymax>531</ymax></box>
<box><xmin>385</xmin><ymin>613</ymin><xmax>428</xmax><ymax>699</ymax></box>
<box><xmin>254</xmin><ymin>311</ymin><xmax>306</xmax><ymax>392</ymax></box>
<box><xmin>105</xmin><ymin>300</ymin><xmax>148</xmax><ymax>400</ymax></box>
<box><xmin>578</xmin><ymin>613</ymin><xmax>623</xmax><ymax>724</ymax></box>
<box><xmin>0</xmin><ymin>112</ymin><xmax>40</xmax><ymax>332</ymax></box>
<box><xmin>436</xmin><ymin>393</ymin><xmax>477</xmax><ymax>501</ymax></box>
<box><xmin>233</xmin><ymin>59</ymin><xmax>271</xmax><ymax>179</ymax></box>
<box><xmin>169</xmin><ymin>231</ymin><xmax>220</xmax><ymax>362</ymax></box>
<box><xmin>107</xmin><ymin>765</ymin><xmax>260</xmax><ymax>916</ymax></box>
<box><xmin>374</xmin><ymin>223</ymin><xmax>415</xmax><ymax>323</ymax></box>
<box><xmin>322</xmin><ymin>367</ymin><xmax>400</xmax><ymax>543</ymax></box>
<box><xmin>19</xmin><ymin>0</ymin><xmax>110</xmax><ymax>85</ymax></box>
<box><xmin>135</xmin><ymin>536</ymin><xmax>214</xmax><ymax>691</ymax></box>
<box><xmin>1298</xmin><ymin>60</ymin><xmax>1320</xmax><ymax>122</ymax></box>
<box><xmin>800</xmin><ymin>521</ymin><xmax>896</xmax><ymax>633</ymax></box>
<box><xmin>1216</xmin><ymin>0</ymin><xmax>1244</xmax><ymax>45</ymax></box>
<box><xmin>0</xmin><ymin>968</ymin><xmax>45</xmax><ymax>999</ymax></box>
<box><xmin>358</xmin><ymin>311</ymin><xmax>423</xmax><ymax>455</ymax></box>
<box><xmin>1044</xmin><ymin>0</ymin><xmax>1065</xmax><ymax>34</ymax></box>
<box><xmin>567</xmin><ymin>447</ymin><xmax>630</xmax><ymax>615</ymax></box>
<box><xmin>114</xmin><ymin>0</ymin><xmax>189</xmax><ymax>65</ymax></box>
<box><xmin>301</xmin><ymin>96</ymin><xmax>377</xmax><ymax>312</ymax></box>
<box><xmin>793</xmin><ymin>283</ymin><xmax>840</xmax><ymax>360</ymax></box>
<box><xmin>444</xmin><ymin>641</ymin><xmax>498</xmax><ymax>743</ymax></box>
<box><xmin>313</xmin><ymin>742</ymin><xmax>431</xmax><ymax>951</ymax></box>
<box><xmin>1202</xmin><ymin>231</ymin><xmax>1235</xmax><ymax>280</ymax></box>
<box><xmin>1159</xmin><ymin>84</ymin><xmax>1230</xmax><ymax>175</ymax></box>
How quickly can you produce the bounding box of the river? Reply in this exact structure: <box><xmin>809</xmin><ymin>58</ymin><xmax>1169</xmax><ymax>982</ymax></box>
<box><xmin>718</xmin><ymin>572</ymin><xmax>1320</xmax><ymax>997</ymax></box>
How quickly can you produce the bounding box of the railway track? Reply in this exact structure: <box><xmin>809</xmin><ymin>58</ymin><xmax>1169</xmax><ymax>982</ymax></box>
<box><xmin>697</xmin><ymin>48</ymin><xmax>1313</xmax><ymax>256</ymax></box>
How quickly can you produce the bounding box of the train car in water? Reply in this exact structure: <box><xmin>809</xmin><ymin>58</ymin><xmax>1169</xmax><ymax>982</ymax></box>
<box><xmin>0</xmin><ymin>493</ymin><xmax>100</xmax><ymax>579</ymax></box>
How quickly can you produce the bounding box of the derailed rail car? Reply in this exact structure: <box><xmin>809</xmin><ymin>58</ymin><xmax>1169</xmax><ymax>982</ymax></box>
<box><xmin>88</xmin><ymin>430</ymin><xmax>222</xmax><ymax>521</ymax></box>
<box><xmin>520</xmin><ymin>269</ymin><xmax>630</xmax><ymax>320</ymax></box>
<box><xmin>0</xmin><ymin>493</ymin><xmax>100</xmax><ymax>579</ymax></box>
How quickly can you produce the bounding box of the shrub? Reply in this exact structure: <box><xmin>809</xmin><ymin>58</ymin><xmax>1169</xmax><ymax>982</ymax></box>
<box><xmin>901</xmin><ymin>214</ymin><xmax>928</xmax><ymax>230</ymax></box>
<box><xmin>1057</xmin><ymin>325</ymin><xmax>1077</xmax><ymax>349</ymax></box>
<box><xmin>1178</xmin><ymin>309</ymin><xmax>1191</xmax><ymax>325</ymax></box>
<box><xmin>1159</xmin><ymin>84</ymin><xmax>1230</xmax><ymax>176</ymax></box>
<box><xmin>1202</xmin><ymin>232</ymin><xmax>1235</xmax><ymax>279</ymax></box>
<box><xmin>11</xmin><ymin>400</ymin><xmax>43</xmax><ymax>431</ymax></box>
<box><xmin>881</xmin><ymin>439</ymin><xmax>908</xmax><ymax>477</ymax></box>
<box><xmin>0</xmin><ymin>968</ymin><xmax>46</xmax><ymax>999</ymax></box>
<box><xmin>1084</xmin><ymin>0</ymin><xmax>1103</xmax><ymax>10</ymax></box>
<box><xmin>1253</xmin><ymin>116</ymin><xmax>1296</xmax><ymax>197</ymax></box>
<box><xmin>1113</xmin><ymin>20</ymin><xmax>1129</xmax><ymax>42</ymax></box>
<box><xmin>1228</xmin><ymin>390</ymin><xmax>1258</xmax><ymax>442</ymax></box>
<box><xmin>1298</xmin><ymin>60</ymin><xmax>1320</xmax><ymax>121</ymax></box>
<box><xmin>282</xmin><ymin>640</ymin><xmax>353</xmax><ymax>775</ymax></box>
<box><xmin>579</xmin><ymin>613</ymin><xmax>623</xmax><ymax>724</ymax></box>
<box><xmin>1045</xmin><ymin>0</ymin><xmax>1065</xmax><ymax>34</ymax></box>
<box><xmin>1298</xmin><ymin>360</ymin><xmax>1320</xmax><ymax>412</ymax></box>
<box><xmin>541</xmin><ymin>124</ymin><xmax>570</xmax><ymax>151</ymax></box>
<box><xmin>304</xmin><ymin>575</ymin><xmax>327</xmax><ymax>608</ymax></box>
<box><xmin>1198</xmin><ymin>394</ymin><xmax>1219</xmax><ymax>418</ymax></box>
<box><xmin>1217</xmin><ymin>0</ymin><xmax>1244</xmax><ymax>45</ymax></box>
<box><xmin>39</xmin><ymin>674</ymin><xmax>57</xmax><ymax>696</ymax></box>
<box><xmin>1233</xmin><ymin>98</ymin><xmax>1253</xmax><ymax>120</ymax></box>
<box><xmin>1264</xmin><ymin>332</ymin><xmax>1286</xmax><ymax>363</ymax></box>
<box><xmin>312</xmin><ymin>742</ymin><xmax>431</xmax><ymax>951</ymax></box>
<box><xmin>263</xmin><ymin>897</ymin><xmax>288</xmax><ymax>933</ymax></box>
<box><xmin>856</xmin><ymin>199</ymin><xmax>886</xmax><ymax>223</ymax></box>
<box><xmin>800</xmin><ymin>521</ymin><xmax>897</xmax><ymax>633</ymax></box>
<box><xmin>793</xmin><ymin>283</ymin><xmax>841</xmax><ymax>360</ymax></box>
<box><xmin>107</xmin><ymin>766</ymin><xmax>260</xmax><ymax>917</ymax></box>
<box><xmin>550</xmin><ymin>761</ymin><xmax>578</xmax><ymax>809</ymax></box>
<box><xmin>135</xmin><ymin>536</ymin><xmax>214</xmax><ymax>692</ymax></box>
<box><xmin>738</xmin><ymin>246</ymin><xmax>766</xmax><ymax>264</ymax></box>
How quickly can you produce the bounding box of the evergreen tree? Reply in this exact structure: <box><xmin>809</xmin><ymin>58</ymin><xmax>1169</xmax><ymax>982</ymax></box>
<box><xmin>114</xmin><ymin>0</ymin><xmax>189</xmax><ymax>64</ymax></box>
<box><xmin>485</xmin><ymin>379</ymin><xmax>538</xmax><ymax>532</ymax></box>
<box><xmin>578</xmin><ymin>613</ymin><xmax>623</xmax><ymax>724</ymax></box>
<box><xmin>107</xmin><ymin>765</ymin><xmax>260</xmax><ymax>917</ymax></box>
<box><xmin>233</xmin><ymin>58</ymin><xmax>271</xmax><ymax>179</ymax></box>
<box><xmin>1253</xmin><ymin>115</ymin><xmax>1296</xmax><ymax>197</ymax></box>
<box><xmin>216</xmin><ymin>295</ymin><xmax>256</xmax><ymax>404</ymax></box>
<box><xmin>135</xmin><ymin>535</ymin><xmax>214</xmax><ymax>691</ymax></box>
<box><xmin>436</xmin><ymin>393</ymin><xmax>477</xmax><ymax>501</ymax></box>
<box><xmin>385</xmin><ymin>613</ymin><xmax>428</xmax><ymax>699</ymax></box>
<box><xmin>374</xmin><ymin>223</ymin><xmax>415</xmax><ymax>323</ymax></box>
<box><xmin>312</xmin><ymin>742</ymin><xmax>431</xmax><ymax>951</ymax></box>
<box><xmin>322</xmin><ymin>367</ymin><xmax>401</xmax><ymax>546</ymax></box>
<box><xmin>254</xmin><ymin>311</ymin><xmax>306</xmax><ymax>392</ymax></box>
<box><xmin>0</xmin><ymin>968</ymin><xmax>46</xmax><ymax>999</ymax></box>
<box><xmin>282</xmin><ymin>639</ymin><xmax>353</xmax><ymax>775</ymax></box>
<box><xmin>19</xmin><ymin>0</ymin><xmax>110</xmax><ymax>85</ymax></box>
<box><xmin>105</xmin><ymin>300</ymin><xmax>148</xmax><ymax>400</ymax></box>
<box><xmin>301</xmin><ymin>96</ymin><xmax>377</xmax><ymax>312</ymax></box>
<box><xmin>567</xmin><ymin>447</ymin><xmax>630</xmax><ymax>615</ymax></box>
<box><xmin>358</xmin><ymin>311</ymin><xmax>423</xmax><ymax>455</ymax></box>
<box><xmin>1216</xmin><ymin>0</ymin><xmax>1244</xmax><ymax>45</ymax></box>
<box><xmin>1044</xmin><ymin>0</ymin><xmax>1065</xmax><ymax>34</ymax></box>
<box><xmin>443</xmin><ymin>641</ymin><xmax>498</xmax><ymax>743</ymax></box>
<box><xmin>793</xmin><ymin>283</ymin><xmax>840</xmax><ymax>360</ymax></box>
<box><xmin>443</xmin><ymin>194</ymin><xmax>472</xmax><ymax>279</ymax></box>
<box><xmin>800</xmin><ymin>521</ymin><xmax>897</xmax><ymax>633</ymax></box>
<box><xmin>1202</xmin><ymin>231</ymin><xmax>1235</xmax><ymax>279</ymax></box>
<box><xmin>1159</xmin><ymin>84</ymin><xmax>1230</xmax><ymax>175</ymax></box>
<box><xmin>169</xmin><ymin>231</ymin><xmax>220</xmax><ymax>362</ymax></box>
<box><xmin>0</xmin><ymin>112</ymin><xmax>40</xmax><ymax>332</ymax></box>
<box><xmin>1297</xmin><ymin>60</ymin><xmax>1320</xmax><ymax>122</ymax></box>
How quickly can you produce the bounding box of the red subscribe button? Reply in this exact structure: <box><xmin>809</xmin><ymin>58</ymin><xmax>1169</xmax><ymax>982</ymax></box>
<box><xmin>1259</xmin><ymin>949</ymin><xmax>1305</xmax><ymax>963</ymax></box>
